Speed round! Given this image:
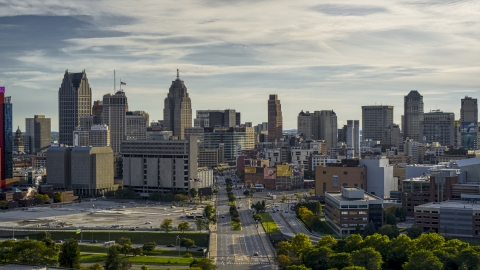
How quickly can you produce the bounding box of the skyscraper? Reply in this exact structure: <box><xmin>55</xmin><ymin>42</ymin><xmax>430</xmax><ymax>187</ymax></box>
<box><xmin>460</xmin><ymin>96</ymin><xmax>478</xmax><ymax>149</ymax></box>
<box><xmin>102</xmin><ymin>91</ymin><xmax>127</xmax><ymax>153</ymax></box>
<box><xmin>361</xmin><ymin>105</ymin><xmax>394</xmax><ymax>142</ymax></box>
<box><xmin>297</xmin><ymin>110</ymin><xmax>313</xmax><ymax>140</ymax></box>
<box><xmin>346</xmin><ymin>120</ymin><xmax>360</xmax><ymax>157</ymax></box>
<box><xmin>58</xmin><ymin>70</ymin><xmax>92</xmax><ymax>145</ymax></box>
<box><xmin>26</xmin><ymin>115</ymin><xmax>51</xmax><ymax>154</ymax></box>
<box><xmin>163</xmin><ymin>70</ymin><xmax>192</xmax><ymax>140</ymax></box>
<box><xmin>0</xmin><ymin>87</ymin><xmax>4</xmax><ymax>186</ymax></box>
<box><xmin>312</xmin><ymin>110</ymin><xmax>337</xmax><ymax>152</ymax></box>
<box><xmin>420</xmin><ymin>110</ymin><xmax>455</xmax><ymax>146</ymax></box>
<box><xmin>404</xmin><ymin>90</ymin><xmax>424</xmax><ymax>141</ymax></box>
<box><xmin>268</xmin><ymin>94</ymin><xmax>282</xmax><ymax>142</ymax></box>
<box><xmin>2</xmin><ymin>95</ymin><xmax>13</xmax><ymax>181</ymax></box>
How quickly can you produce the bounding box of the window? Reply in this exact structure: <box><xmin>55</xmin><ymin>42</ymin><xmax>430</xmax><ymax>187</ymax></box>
<box><xmin>344</xmin><ymin>171</ymin><xmax>348</xmax><ymax>175</ymax></box>
<box><xmin>323</xmin><ymin>171</ymin><xmax>326</xmax><ymax>174</ymax></box>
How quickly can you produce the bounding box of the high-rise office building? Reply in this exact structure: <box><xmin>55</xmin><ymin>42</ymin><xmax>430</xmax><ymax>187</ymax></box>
<box><xmin>102</xmin><ymin>91</ymin><xmax>127</xmax><ymax>153</ymax></box>
<box><xmin>195</xmin><ymin>109</ymin><xmax>238</xmax><ymax>128</ymax></box>
<box><xmin>89</xmin><ymin>125</ymin><xmax>110</xmax><ymax>147</ymax></box>
<box><xmin>313</xmin><ymin>110</ymin><xmax>337</xmax><ymax>152</ymax></box>
<box><xmin>346</xmin><ymin>120</ymin><xmax>360</xmax><ymax>157</ymax></box>
<box><xmin>163</xmin><ymin>70</ymin><xmax>192</xmax><ymax>140</ymax></box>
<box><xmin>203</xmin><ymin>126</ymin><xmax>255</xmax><ymax>161</ymax></box>
<box><xmin>420</xmin><ymin>110</ymin><xmax>455</xmax><ymax>146</ymax></box>
<box><xmin>404</xmin><ymin>90</ymin><xmax>424</xmax><ymax>141</ymax></box>
<box><xmin>3</xmin><ymin>95</ymin><xmax>12</xmax><ymax>181</ymax></box>
<box><xmin>25</xmin><ymin>115</ymin><xmax>51</xmax><ymax>154</ymax></box>
<box><xmin>362</xmin><ymin>105</ymin><xmax>394</xmax><ymax>143</ymax></box>
<box><xmin>268</xmin><ymin>94</ymin><xmax>282</xmax><ymax>142</ymax></box>
<box><xmin>92</xmin><ymin>100</ymin><xmax>103</xmax><ymax>116</ymax></box>
<box><xmin>0</xmin><ymin>87</ymin><xmax>5</xmax><ymax>186</ymax></box>
<box><xmin>297</xmin><ymin>110</ymin><xmax>313</xmax><ymax>140</ymax></box>
<box><xmin>126</xmin><ymin>111</ymin><xmax>149</xmax><ymax>140</ymax></box>
<box><xmin>58</xmin><ymin>70</ymin><xmax>92</xmax><ymax>146</ymax></box>
<box><xmin>460</xmin><ymin>96</ymin><xmax>478</xmax><ymax>149</ymax></box>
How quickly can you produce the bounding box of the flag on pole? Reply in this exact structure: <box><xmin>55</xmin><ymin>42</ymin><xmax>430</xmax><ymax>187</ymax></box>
<box><xmin>120</xmin><ymin>82</ymin><xmax>126</xmax><ymax>85</ymax></box>
<box><xmin>76</xmin><ymin>229</ymin><xmax>82</xmax><ymax>234</ymax></box>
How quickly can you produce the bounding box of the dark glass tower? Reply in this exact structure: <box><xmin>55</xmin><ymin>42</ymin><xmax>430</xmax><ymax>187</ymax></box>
<box><xmin>163</xmin><ymin>70</ymin><xmax>192</xmax><ymax>140</ymax></box>
<box><xmin>3</xmin><ymin>96</ymin><xmax>13</xmax><ymax>180</ymax></box>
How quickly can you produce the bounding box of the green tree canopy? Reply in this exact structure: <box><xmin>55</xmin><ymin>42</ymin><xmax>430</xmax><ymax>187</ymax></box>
<box><xmin>178</xmin><ymin>221</ymin><xmax>191</xmax><ymax>233</ymax></box>
<box><xmin>118</xmin><ymin>237</ymin><xmax>132</xmax><ymax>256</ymax></box>
<box><xmin>10</xmin><ymin>240</ymin><xmax>57</xmax><ymax>266</ymax></box>
<box><xmin>142</xmin><ymin>242</ymin><xmax>156</xmax><ymax>252</ymax></box>
<box><xmin>406</xmin><ymin>226</ymin><xmax>423</xmax><ymax>239</ymax></box>
<box><xmin>315</xmin><ymin>235</ymin><xmax>337</xmax><ymax>249</ymax></box>
<box><xmin>189</xmin><ymin>188</ymin><xmax>198</xmax><ymax>199</ymax></box>
<box><xmin>104</xmin><ymin>245</ymin><xmax>122</xmax><ymax>270</ymax></box>
<box><xmin>286</xmin><ymin>265</ymin><xmax>312</xmax><ymax>270</ymax></box>
<box><xmin>190</xmin><ymin>258</ymin><xmax>217</xmax><ymax>270</ymax></box>
<box><xmin>414</xmin><ymin>233</ymin><xmax>445</xmax><ymax>251</ymax></box>
<box><xmin>402</xmin><ymin>250</ymin><xmax>443</xmax><ymax>270</ymax></box>
<box><xmin>89</xmin><ymin>263</ymin><xmax>104</xmax><ymax>270</ymax></box>
<box><xmin>181</xmin><ymin>238</ymin><xmax>195</xmax><ymax>250</ymax></box>
<box><xmin>343</xmin><ymin>234</ymin><xmax>364</xmax><ymax>253</ymax></box>
<box><xmin>291</xmin><ymin>233</ymin><xmax>312</xmax><ymax>256</ymax></box>
<box><xmin>160</xmin><ymin>218</ymin><xmax>173</xmax><ymax>233</ymax></box>
<box><xmin>351</xmin><ymin>247</ymin><xmax>383</xmax><ymax>270</ymax></box>
<box><xmin>327</xmin><ymin>252</ymin><xmax>352</xmax><ymax>270</ymax></box>
<box><xmin>58</xmin><ymin>238</ymin><xmax>80</xmax><ymax>269</ymax></box>
<box><xmin>303</xmin><ymin>247</ymin><xmax>330</xmax><ymax>270</ymax></box>
<box><xmin>377</xmin><ymin>225</ymin><xmax>399</xmax><ymax>239</ymax></box>
<box><xmin>195</xmin><ymin>218</ymin><xmax>205</xmax><ymax>231</ymax></box>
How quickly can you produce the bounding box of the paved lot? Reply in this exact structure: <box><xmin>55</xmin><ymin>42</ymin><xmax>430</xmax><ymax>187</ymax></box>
<box><xmin>0</xmin><ymin>199</ymin><xmax>210</xmax><ymax>231</ymax></box>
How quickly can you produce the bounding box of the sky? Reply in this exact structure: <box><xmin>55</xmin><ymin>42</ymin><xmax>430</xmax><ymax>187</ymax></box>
<box><xmin>1</xmin><ymin>0</ymin><xmax>480</xmax><ymax>131</ymax></box>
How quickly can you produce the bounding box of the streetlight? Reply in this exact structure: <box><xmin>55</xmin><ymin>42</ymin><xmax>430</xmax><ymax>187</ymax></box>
<box><xmin>176</xmin><ymin>235</ymin><xmax>180</xmax><ymax>256</ymax></box>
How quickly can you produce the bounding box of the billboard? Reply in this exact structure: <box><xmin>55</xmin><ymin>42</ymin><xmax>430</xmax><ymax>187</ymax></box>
<box><xmin>0</xmin><ymin>87</ymin><xmax>4</xmax><ymax>93</ymax></box>
<box><xmin>461</xmin><ymin>122</ymin><xmax>477</xmax><ymax>149</ymax></box>
<box><xmin>264</xmin><ymin>167</ymin><xmax>276</xmax><ymax>179</ymax></box>
<box><xmin>245</xmin><ymin>167</ymin><xmax>256</xmax><ymax>174</ymax></box>
<box><xmin>276</xmin><ymin>165</ymin><xmax>292</xmax><ymax>177</ymax></box>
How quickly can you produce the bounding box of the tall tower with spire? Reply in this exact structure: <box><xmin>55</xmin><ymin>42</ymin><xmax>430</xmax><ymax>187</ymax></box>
<box><xmin>58</xmin><ymin>70</ymin><xmax>92</xmax><ymax>145</ymax></box>
<box><xmin>163</xmin><ymin>70</ymin><xmax>192</xmax><ymax>140</ymax></box>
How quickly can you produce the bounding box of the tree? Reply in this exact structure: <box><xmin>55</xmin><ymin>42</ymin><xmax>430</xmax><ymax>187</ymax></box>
<box><xmin>58</xmin><ymin>238</ymin><xmax>80</xmax><ymax>269</ymax></box>
<box><xmin>36</xmin><ymin>231</ymin><xmax>51</xmax><ymax>241</ymax></box>
<box><xmin>0</xmin><ymin>240</ymin><xmax>15</xmax><ymax>263</ymax></box>
<box><xmin>204</xmin><ymin>204</ymin><xmax>215</xmax><ymax>219</ymax></box>
<box><xmin>278</xmin><ymin>254</ymin><xmax>292</xmax><ymax>269</ymax></box>
<box><xmin>406</xmin><ymin>226</ymin><xmax>423</xmax><ymax>239</ymax></box>
<box><xmin>315</xmin><ymin>235</ymin><xmax>337</xmax><ymax>249</ymax></box>
<box><xmin>378</xmin><ymin>225</ymin><xmax>399</xmax><ymax>239</ymax></box>
<box><xmin>178</xmin><ymin>221</ymin><xmax>191</xmax><ymax>233</ymax></box>
<box><xmin>89</xmin><ymin>263</ymin><xmax>104</xmax><ymax>270</ymax></box>
<box><xmin>303</xmin><ymin>247</ymin><xmax>330</xmax><ymax>270</ymax></box>
<box><xmin>34</xmin><ymin>194</ymin><xmax>50</xmax><ymax>204</ymax></box>
<box><xmin>189</xmin><ymin>188</ymin><xmax>198</xmax><ymax>200</ymax></box>
<box><xmin>286</xmin><ymin>265</ymin><xmax>312</xmax><ymax>270</ymax></box>
<box><xmin>455</xmin><ymin>248</ymin><xmax>480</xmax><ymax>270</ymax></box>
<box><xmin>282</xmin><ymin>194</ymin><xmax>287</xmax><ymax>203</ymax></box>
<box><xmin>140</xmin><ymin>265</ymin><xmax>148</xmax><ymax>270</ymax></box>
<box><xmin>104</xmin><ymin>246</ymin><xmax>122</xmax><ymax>270</ymax></box>
<box><xmin>253</xmin><ymin>214</ymin><xmax>262</xmax><ymax>221</ymax></box>
<box><xmin>309</xmin><ymin>189</ymin><xmax>315</xmax><ymax>196</ymax></box>
<box><xmin>10</xmin><ymin>240</ymin><xmax>57</xmax><ymax>266</ymax></box>
<box><xmin>53</xmin><ymin>192</ymin><xmax>62</xmax><ymax>203</ymax></box>
<box><xmin>190</xmin><ymin>258</ymin><xmax>216</xmax><ymax>270</ymax></box>
<box><xmin>363</xmin><ymin>221</ymin><xmax>376</xmax><ymax>237</ymax></box>
<box><xmin>291</xmin><ymin>233</ymin><xmax>312</xmax><ymax>256</ymax></box>
<box><xmin>161</xmin><ymin>218</ymin><xmax>173</xmax><ymax>233</ymax></box>
<box><xmin>0</xmin><ymin>200</ymin><xmax>8</xmax><ymax>209</ymax></box>
<box><xmin>195</xmin><ymin>218</ymin><xmax>205</xmax><ymax>231</ymax></box>
<box><xmin>402</xmin><ymin>250</ymin><xmax>443</xmax><ymax>270</ymax></box>
<box><xmin>297</xmin><ymin>206</ymin><xmax>314</xmax><ymax>222</ymax></box>
<box><xmin>118</xmin><ymin>237</ymin><xmax>132</xmax><ymax>256</ymax></box>
<box><xmin>243</xmin><ymin>190</ymin><xmax>250</xmax><ymax>197</ymax></box>
<box><xmin>387</xmin><ymin>234</ymin><xmax>414</xmax><ymax>269</ymax></box>
<box><xmin>384</xmin><ymin>212</ymin><xmax>397</xmax><ymax>225</ymax></box>
<box><xmin>174</xmin><ymin>194</ymin><xmax>189</xmax><ymax>201</ymax></box>
<box><xmin>181</xmin><ymin>238</ymin><xmax>195</xmax><ymax>250</ymax></box>
<box><xmin>343</xmin><ymin>267</ymin><xmax>367</xmax><ymax>270</ymax></box>
<box><xmin>343</xmin><ymin>234</ymin><xmax>364</xmax><ymax>253</ymax></box>
<box><xmin>142</xmin><ymin>242</ymin><xmax>156</xmax><ymax>252</ymax></box>
<box><xmin>327</xmin><ymin>252</ymin><xmax>352</xmax><ymax>270</ymax></box>
<box><xmin>131</xmin><ymin>247</ymin><xmax>143</xmax><ymax>256</ymax></box>
<box><xmin>121</xmin><ymin>260</ymin><xmax>132</xmax><ymax>270</ymax></box>
<box><xmin>351</xmin><ymin>247</ymin><xmax>383</xmax><ymax>270</ymax></box>
<box><xmin>414</xmin><ymin>233</ymin><xmax>445</xmax><ymax>251</ymax></box>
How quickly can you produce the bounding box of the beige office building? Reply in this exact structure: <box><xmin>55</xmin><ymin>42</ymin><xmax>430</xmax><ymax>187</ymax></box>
<box><xmin>102</xmin><ymin>91</ymin><xmax>127</xmax><ymax>153</ymax></box>
<box><xmin>89</xmin><ymin>124</ymin><xmax>110</xmax><ymax>147</ymax></box>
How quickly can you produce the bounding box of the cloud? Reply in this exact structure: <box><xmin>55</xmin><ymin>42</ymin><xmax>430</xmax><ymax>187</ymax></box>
<box><xmin>313</xmin><ymin>4</ymin><xmax>388</xmax><ymax>16</ymax></box>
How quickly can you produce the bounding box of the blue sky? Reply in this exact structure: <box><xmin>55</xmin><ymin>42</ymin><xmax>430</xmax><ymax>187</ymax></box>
<box><xmin>1</xmin><ymin>0</ymin><xmax>479</xmax><ymax>131</ymax></box>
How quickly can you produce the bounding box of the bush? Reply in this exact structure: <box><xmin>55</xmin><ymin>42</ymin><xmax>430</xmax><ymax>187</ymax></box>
<box><xmin>232</xmin><ymin>217</ymin><xmax>241</xmax><ymax>223</ymax></box>
<box><xmin>182</xmin><ymin>253</ymin><xmax>192</xmax><ymax>258</ymax></box>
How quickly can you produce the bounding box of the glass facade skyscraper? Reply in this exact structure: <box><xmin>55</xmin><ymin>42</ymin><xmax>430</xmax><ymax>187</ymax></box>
<box><xmin>4</xmin><ymin>96</ymin><xmax>13</xmax><ymax>179</ymax></box>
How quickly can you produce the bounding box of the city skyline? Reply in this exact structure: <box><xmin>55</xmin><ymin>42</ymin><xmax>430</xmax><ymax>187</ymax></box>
<box><xmin>1</xmin><ymin>1</ymin><xmax>480</xmax><ymax>130</ymax></box>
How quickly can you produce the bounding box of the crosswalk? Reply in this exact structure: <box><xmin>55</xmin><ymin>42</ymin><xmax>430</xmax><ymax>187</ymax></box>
<box><xmin>217</xmin><ymin>261</ymin><xmax>271</xmax><ymax>265</ymax></box>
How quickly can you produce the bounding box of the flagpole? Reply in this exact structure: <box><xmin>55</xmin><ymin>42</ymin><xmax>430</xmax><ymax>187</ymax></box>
<box><xmin>114</xmin><ymin>70</ymin><xmax>116</xmax><ymax>93</ymax></box>
<box><xmin>120</xmin><ymin>78</ymin><xmax>122</xmax><ymax>92</ymax></box>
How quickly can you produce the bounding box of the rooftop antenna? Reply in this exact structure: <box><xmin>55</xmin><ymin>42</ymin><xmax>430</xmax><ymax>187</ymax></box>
<box><xmin>114</xmin><ymin>70</ymin><xmax>116</xmax><ymax>93</ymax></box>
<box><xmin>177</xmin><ymin>69</ymin><xmax>179</xmax><ymax>79</ymax></box>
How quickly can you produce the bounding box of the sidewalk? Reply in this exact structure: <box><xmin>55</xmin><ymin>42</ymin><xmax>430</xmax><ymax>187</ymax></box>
<box><xmin>256</xmin><ymin>223</ymin><xmax>276</xmax><ymax>263</ymax></box>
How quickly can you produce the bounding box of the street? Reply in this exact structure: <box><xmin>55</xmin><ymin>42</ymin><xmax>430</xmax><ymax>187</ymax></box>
<box><xmin>214</xmin><ymin>174</ymin><xmax>276</xmax><ymax>270</ymax></box>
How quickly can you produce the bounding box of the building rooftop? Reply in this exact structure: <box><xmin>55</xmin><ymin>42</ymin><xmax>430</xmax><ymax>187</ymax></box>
<box><xmin>327</xmin><ymin>187</ymin><xmax>382</xmax><ymax>202</ymax></box>
<box><xmin>417</xmin><ymin>200</ymin><xmax>480</xmax><ymax>210</ymax></box>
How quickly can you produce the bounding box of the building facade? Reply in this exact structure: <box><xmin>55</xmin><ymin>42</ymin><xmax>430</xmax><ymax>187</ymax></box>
<box><xmin>361</xmin><ymin>105</ymin><xmax>394</xmax><ymax>143</ymax></box>
<box><xmin>203</xmin><ymin>126</ymin><xmax>254</xmax><ymax>162</ymax></box>
<box><xmin>89</xmin><ymin>125</ymin><xmax>110</xmax><ymax>147</ymax></box>
<box><xmin>126</xmin><ymin>111</ymin><xmax>148</xmax><ymax>140</ymax></box>
<box><xmin>460</xmin><ymin>96</ymin><xmax>478</xmax><ymax>149</ymax></box>
<box><xmin>315</xmin><ymin>163</ymin><xmax>367</xmax><ymax>196</ymax></box>
<box><xmin>13</xmin><ymin>127</ymin><xmax>24</xmax><ymax>153</ymax></box>
<box><xmin>420</xmin><ymin>110</ymin><xmax>455</xmax><ymax>146</ymax></box>
<box><xmin>313</xmin><ymin>110</ymin><xmax>338</xmax><ymax>154</ymax></box>
<box><xmin>324</xmin><ymin>187</ymin><xmax>383</xmax><ymax>236</ymax></box>
<box><xmin>195</xmin><ymin>109</ymin><xmax>238</xmax><ymax>128</ymax></box>
<box><xmin>26</xmin><ymin>115</ymin><xmax>51</xmax><ymax>154</ymax></box>
<box><xmin>346</xmin><ymin>120</ymin><xmax>360</xmax><ymax>158</ymax></box>
<box><xmin>404</xmin><ymin>90</ymin><xmax>424</xmax><ymax>141</ymax></box>
<box><xmin>298</xmin><ymin>110</ymin><xmax>313</xmax><ymax>140</ymax></box>
<box><xmin>58</xmin><ymin>70</ymin><xmax>92</xmax><ymax>146</ymax></box>
<box><xmin>268</xmin><ymin>94</ymin><xmax>283</xmax><ymax>142</ymax></box>
<box><xmin>46</xmin><ymin>147</ymin><xmax>72</xmax><ymax>189</ymax></box>
<box><xmin>163</xmin><ymin>70</ymin><xmax>192</xmax><ymax>140</ymax></box>
<box><xmin>102</xmin><ymin>91</ymin><xmax>127</xmax><ymax>153</ymax></box>
<box><xmin>3</xmin><ymin>96</ymin><xmax>13</xmax><ymax>181</ymax></box>
<box><xmin>121</xmin><ymin>136</ymin><xmax>198</xmax><ymax>193</ymax></box>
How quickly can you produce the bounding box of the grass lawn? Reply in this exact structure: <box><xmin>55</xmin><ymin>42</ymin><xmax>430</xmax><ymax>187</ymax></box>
<box><xmin>24</xmin><ymin>231</ymin><xmax>209</xmax><ymax>246</ymax></box>
<box><xmin>80</xmin><ymin>253</ymin><xmax>194</xmax><ymax>265</ymax></box>
<box><xmin>257</xmin><ymin>213</ymin><xmax>281</xmax><ymax>237</ymax></box>
<box><xmin>79</xmin><ymin>244</ymin><xmax>203</xmax><ymax>257</ymax></box>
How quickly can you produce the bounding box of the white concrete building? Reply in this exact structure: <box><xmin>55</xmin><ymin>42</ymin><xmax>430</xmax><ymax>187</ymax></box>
<box><xmin>359</xmin><ymin>157</ymin><xmax>396</xmax><ymax>198</ymax></box>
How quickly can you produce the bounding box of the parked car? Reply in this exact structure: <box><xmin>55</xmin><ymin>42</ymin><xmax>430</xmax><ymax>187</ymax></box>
<box><xmin>145</xmin><ymin>221</ymin><xmax>152</xmax><ymax>224</ymax></box>
<box><xmin>197</xmin><ymin>247</ymin><xmax>205</xmax><ymax>251</ymax></box>
<box><xmin>129</xmin><ymin>228</ymin><xmax>136</xmax><ymax>231</ymax></box>
<box><xmin>166</xmin><ymin>244</ymin><xmax>175</xmax><ymax>247</ymax></box>
<box><xmin>253</xmin><ymin>252</ymin><xmax>259</xmax><ymax>256</ymax></box>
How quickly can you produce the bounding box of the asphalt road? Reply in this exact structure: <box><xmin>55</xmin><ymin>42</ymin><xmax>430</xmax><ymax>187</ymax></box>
<box><xmin>214</xmin><ymin>175</ymin><xmax>276</xmax><ymax>270</ymax></box>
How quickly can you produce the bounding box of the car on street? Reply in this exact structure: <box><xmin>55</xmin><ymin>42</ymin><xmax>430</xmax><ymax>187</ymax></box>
<box><xmin>129</xmin><ymin>228</ymin><xmax>136</xmax><ymax>231</ymax></box>
<box><xmin>221</xmin><ymin>215</ymin><xmax>225</xmax><ymax>218</ymax></box>
<box><xmin>90</xmin><ymin>240</ymin><xmax>98</xmax><ymax>243</ymax></box>
<box><xmin>253</xmin><ymin>252</ymin><xmax>259</xmax><ymax>256</ymax></box>
<box><xmin>145</xmin><ymin>221</ymin><xmax>152</xmax><ymax>224</ymax></box>
<box><xmin>197</xmin><ymin>248</ymin><xmax>205</xmax><ymax>251</ymax></box>
<box><xmin>192</xmin><ymin>245</ymin><xmax>198</xmax><ymax>248</ymax></box>
<box><xmin>166</xmin><ymin>244</ymin><xmax>175</xmax><ymax>247</ymax></box>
